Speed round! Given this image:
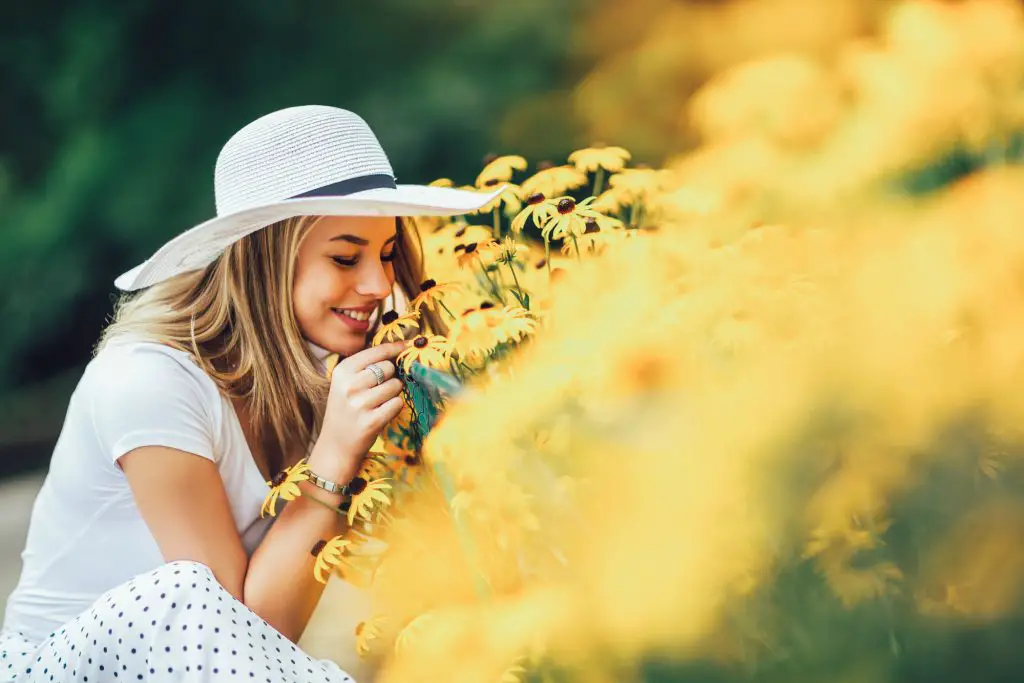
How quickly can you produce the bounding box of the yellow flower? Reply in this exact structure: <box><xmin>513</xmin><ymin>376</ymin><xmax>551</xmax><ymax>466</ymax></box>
<box><xmin>429</xmin><ymin>178</ymin><xmax>455</xmax><ymax>188</ymax></box>
<box><xmin>491</xmin><ymin>305</ymin><xmax>536</xmax><ymax>344</ymax></box>
<box><xmin>520</xmin><ymin>163</ymin><xmax>588</xmax><ymax>198</ymax></box>
<box><xmin>397</xmin><ymin>334</ymin><xmax>453</xmax><ymax>371</ymax></box>
<box><xmin>261</xmin><ymin>459</ymin><xmax>310</xmax><ymax>518</ymax></box>
<box><xmin>474</xmin><ymin>183</ymin><xmax>523</xmax><ymax>215</ymax></box>
<box><xmin>510</xmin><ymin>192</ymin><xmax>557</xmax><ymax>233</ymax></box>
<box><xmin>500</xmin><ymin>664</ymin><xmax>528</xmax><ymax>683</ymax></box>
<box><xmin>541</xmin><ymin>197</ymin><xmax>612</xmax><ymax>240</ymax></box>
<box><xmin>372</xmin><ymin>309</ymin><xmax>420</xmax><ymax>345</ymax></box>
<box><xmin>409</xmin><ymin>279</ymin><xmax>460</xmax><ymax>314</ymax></box>
<box><xmin>607</xmin><ymin>167</ymin><xmax>666</xmax><ymax>202</ymax></box>
<box><xmin>590</xmin><ymin>187</ymin><xmax>630</xmax><ymax>214</ymax></box>
<box><xmin>454</xmin><ymin>241</ymin><xmax>495</xmax><ymax>269</ymax></box>
<box><xmin>346</xmin><ymin>476</ymin><xmax>393</xmax><ymax>525</ymax></box>
<box><xmin>450</xmin><ymin>305</ymin><xmax>501</xmax><ymax>364</ymax></box>
<box><xmin>355</xmin><ymin>616</ymin><xmax>386</xmax><ymax>658</ymax></box>
<box><xmin>568</xmin><ymin>144</ymin><xmax>631</xmax><ymax>173</ymax></box>
<box><xmin>492</xmin><ymin>236</ymin><xmax>530</xmax><ymax>266</ymax></box>
<box><xmin>311</xmin><ymin>535</ymin><xmax>351</xmax><ymax>584</ymax></box>
<box><xmin>476</xmin><ymin>154</ymin><xmax>527</xmax><ymax>188</ymax></box>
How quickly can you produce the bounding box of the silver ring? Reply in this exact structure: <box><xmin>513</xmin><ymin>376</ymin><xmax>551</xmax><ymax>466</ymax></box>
<box><xmin>366</xmin><ymin>363</ymin><xmax>386</xmax><ymax>386</ymax></box>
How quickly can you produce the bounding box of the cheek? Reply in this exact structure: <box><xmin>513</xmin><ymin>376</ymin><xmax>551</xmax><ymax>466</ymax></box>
<box><xmin>293</xmin><ymin>262</ymin><xmax>353</xmax><ymax>316</ymax></box>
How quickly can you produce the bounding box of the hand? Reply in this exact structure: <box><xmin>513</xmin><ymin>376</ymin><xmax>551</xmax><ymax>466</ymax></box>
<box><xmin>317</xmin><ymin>341</ymin><xmax>407</xmax><ymax>479</ymax></box>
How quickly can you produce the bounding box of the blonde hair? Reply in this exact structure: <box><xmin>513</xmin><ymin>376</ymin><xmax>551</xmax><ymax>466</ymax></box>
<box><xmin>98</xmin><ymin>215</ymin><xmax>438</xmax><ymax>476</ymax></box>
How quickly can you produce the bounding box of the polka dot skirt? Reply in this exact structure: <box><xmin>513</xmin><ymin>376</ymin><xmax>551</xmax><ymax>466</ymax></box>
<box><xmin>0</xmin><ymin>561</ymin><xmax>356</xmax><ymax>682</ymax></box>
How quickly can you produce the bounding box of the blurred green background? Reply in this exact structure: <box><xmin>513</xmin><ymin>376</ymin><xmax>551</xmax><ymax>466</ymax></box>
<box><xmin>0</xmin><ymin>0</ymin><xmax>596</xmax><ymax>476</ymax></box>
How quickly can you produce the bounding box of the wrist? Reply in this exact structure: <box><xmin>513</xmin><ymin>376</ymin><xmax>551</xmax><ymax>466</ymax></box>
<box><xmin>307</xmin><ymin>438</ymin><xmax>364</xmax><ymax>485</ymax></box>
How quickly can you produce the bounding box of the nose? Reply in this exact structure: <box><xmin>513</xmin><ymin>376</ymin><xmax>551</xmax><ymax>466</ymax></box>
<box><xmin>354</xmin><ymin>258</ymin><xmax>394</xmax><ymax>299</ymax></box>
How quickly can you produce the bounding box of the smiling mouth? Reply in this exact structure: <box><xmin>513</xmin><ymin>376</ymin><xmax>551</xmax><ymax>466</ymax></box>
<box><xmin>333</xmin><ymin>308</ymin><xmax>372</xmax><ymax>322</ymax></box>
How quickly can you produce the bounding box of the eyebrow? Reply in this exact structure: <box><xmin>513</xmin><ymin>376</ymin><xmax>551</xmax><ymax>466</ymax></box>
<box><xmin>329</xmin><ymin>233</ymin><xmax>397</xmax><ymax>246</ymax></box>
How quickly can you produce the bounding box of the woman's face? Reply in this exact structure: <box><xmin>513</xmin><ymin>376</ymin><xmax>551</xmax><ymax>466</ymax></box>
<box><xmin>293</xmin><ymin>215</ymin><xmax>398</xmax><ymax>356</ymax></box>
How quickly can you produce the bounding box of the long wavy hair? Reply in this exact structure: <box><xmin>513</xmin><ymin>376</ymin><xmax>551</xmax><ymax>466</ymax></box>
<box><xmin>97</xmin><ymin>216</ymin><xmax>439</xmax><ymax>477</ymax></box>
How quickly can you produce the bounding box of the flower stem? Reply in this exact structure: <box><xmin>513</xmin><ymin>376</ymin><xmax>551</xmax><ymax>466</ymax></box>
<box><xmin>505</xmin><ymin>261</ymin><xmax>526</xmax><ymax>306</ymax></box>
<box><xmin>571</xmin><ymin>235</ymin><xmax>583</xmax><ymax>264</ymax></box>
<box><xmin>544</xmin><ymin>238</ymin><xmax>552</xmax><ymax>282</ymax></box>
<box><xmin>593</xmin><ymin>167</ymin><xmax>605</xmax><ymax>197</ymax></box>
<box><xmin>439</xmin><ymin>300</ymin><xmax>459</xmax><ymax>321</ymax></box>
<box><xmin>300</xmin><ymin>486</ymin><xmax>349</xmax><ymax>521</ymax></box>
<box><xmin>492</xmin><ymin>206</ymin><xmax>502</xmax><ymax>239</ymax></box>
<box><xmin>476</xmin><ymin>256</ymin><xmax>505</xmax><ymax>304</ymax></box>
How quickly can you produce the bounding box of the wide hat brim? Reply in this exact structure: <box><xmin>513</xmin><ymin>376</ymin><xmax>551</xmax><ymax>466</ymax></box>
<box><xmin>114</xmin><ymin>183</ymin><xmax>505</xmax><ymax>291</ymax></box>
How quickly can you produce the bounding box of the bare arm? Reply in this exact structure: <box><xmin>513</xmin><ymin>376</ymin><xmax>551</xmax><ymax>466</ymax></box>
<box><xmin>121</xmin><ymin>441</ymin><xmax>352</xmax><ymax>641</ymax></box>
<box><xmin>120</xmin><ymin>341</ymin><xmax>406</xmax><ymax>642</ymax></box>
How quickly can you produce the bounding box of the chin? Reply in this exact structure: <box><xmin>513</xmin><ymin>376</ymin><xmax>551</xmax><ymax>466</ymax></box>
<box><xmin>324</xmin><ymin>332</ymin><xmax>370</xmax><ymax>357</ymax></box>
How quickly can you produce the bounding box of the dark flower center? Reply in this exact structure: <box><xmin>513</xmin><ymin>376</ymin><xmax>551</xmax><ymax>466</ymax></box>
<box><xmin>455</xmin><ymin>227</ymin><xmax>467</xmax><ymax>237</ymax></box>
<box><xmin>482</xmin><ymin>152</ymin><xmax>499</xmax><ymax>166</ymax></box>
<box><xmin>310</xmin><ymin>539</ymin><xmax>327</xmax><ymax>557</ymax></box>
<box><xmin>584</xmin><ymin>218</ymin><xmax>600</xmax><ymax>234</ymax></box>
<box><xmin>537</xmin><ymin>161</ymin><xmax>555</xmax><ymax>171</ymax></box>
<box><xmin>557</xmin><ymin>198</ymin><xmax>576</xmax><ymax>214</ymax></box>
<box><xmin>381</xmin><ymin>310</ymin><xmax>399</xmax><ymax>325</ymax></box>
<box><xmin>484</xmin><ymin>178</ymin><xmax>500</xmax><ymax>187</ymax></box>
<box><xmin>454</xmin><ymin>244</ymin><xmax>466</xmax><ymax>253</ymax></box>
<box><xmin>345</xmin><ymin>477</ymin><xmax>367</xmax><ymax>496</ymax></box>
<box><xmin>464</xmin><ymin>242</ymin><xmax>478</xmax><ymax>254</ymax></box>
<box><xmin>480</xmin><ymin>301</ymin><xmax>496</xmax><ymax>310</ymax></box>
<box><xmin>271</xmin><ymin>470</ymin><xmax>288</xmax><ymax>487</ymax></box>
<box><xmin>526</xmin><ymin>193</ymin><xmax>546</xmax><ymax>205</ymax></box>
<box><xmin>420</xmin><ymin>279</ymin><xmax>437</xmax><ymax>292</ymax></box>
<box><xmin>404</xmin><ymin>454</ymin><xmax>420</xmax><ymax>466</ymax></box>
<box><xmin>535</xmin><ymin>258</ymin><xmax>547</xmax><ymax>269</ymax></box>
<box><xmin>463</xmin><ymin>308</ymin><xmax>477</xmax><ymax>316</ymax></box>
<box><xmin>414</xmin><ymin>336</ymin><xmax>429</xmax><ymax>348</ymax></box>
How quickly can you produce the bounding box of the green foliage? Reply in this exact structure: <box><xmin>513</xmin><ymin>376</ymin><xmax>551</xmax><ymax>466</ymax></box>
<box><xmin>0</xmin><ymin>0</ymin><xmax>587</xmax><ymax>391</ymax></box>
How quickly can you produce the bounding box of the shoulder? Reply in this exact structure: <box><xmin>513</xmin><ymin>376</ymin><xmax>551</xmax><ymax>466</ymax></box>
<box><xmin>90</xmin><ymin>339</ymin><xmax>213</xmax><ymax>387</ymax></box>
<box><xmin>84</xmin><ymin>339</ymin><xmax>223</xmax><ymax>417</ymax></box>
<box><xmin>84</xmin><ymin>339</ymin><xmax>226</xmax><ymax>462</ymax></box>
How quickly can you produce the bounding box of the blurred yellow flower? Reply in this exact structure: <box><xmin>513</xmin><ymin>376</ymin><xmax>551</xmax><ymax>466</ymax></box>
<box><xmin>475</xmin><ymin>183</ymin><xmax>523</xmax><ymax>215</ymax></box>
<box><xmin>476</xmin><ymin>154</ymin><xmax>528</xmax><ymax>188</ymax></box>
<box><xmin>520</xmin><ymin>163</ymin><xmax>588</xmax><ymax>198</ymax></box>
<box><xmin>372</xmin><ymin>309</ymin><xmax>420</xmax><ymax>345</ymax></box>
<box><xmin>429</xmin><ymin>178</ymin><xmax>455</xmax><ymax>188</ymax></box>
<box><xmin>607</xmin><ymin>167</ymin><xmax>667</xmax><ymax>202</ymax></box>
<box><xmin>355</xmin><ymin>616</ymin><xmax>385</xmax><ymax>658</ymax></box>
<box><xmin>261</xmin><ymin>459</ymin><xmax>310</xmax><ymax>518</ymax></box>
<box><xmin>312</xmin><ymin>535</ymin><xmax>351</xmax><ymax>584</ymax></box>
<box><xmin>492</xmin><ymin>305</ymin><xmax>536</xmax><ymax>344</ymax></box>
<box><xmin>409</xmin><ymin>279</ymin><xmax>460</xmax><ymax>315</ymax></box>
<box><xmin>398</xmin><ymin>334</ymin><xmax>453</xmax><ymax>371</ymax></box>
<box><xmin>590</xmin><ymin>187</ymin><xmax>630</xmax><ymax>214</ymax></box>
<box><xmin>450</xmin><ymin>305</ymin><xmax>500</xmax><ymax>363</ymax></box>
<box><xmin>347</xmin><ymin>476</ymin><xmax>393</xmax><ymax>525</ymax></box>
<box><xmin>568</xmin><ymin>144</ymin><xmax>631</xmax><ymax>173</ymax></box>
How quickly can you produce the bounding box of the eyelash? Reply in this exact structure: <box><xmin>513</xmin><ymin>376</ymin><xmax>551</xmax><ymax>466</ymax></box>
<box><xmin>332</xmin><ymin>252</ymin><xmax>397</xmax><ymax>268</ymax></box>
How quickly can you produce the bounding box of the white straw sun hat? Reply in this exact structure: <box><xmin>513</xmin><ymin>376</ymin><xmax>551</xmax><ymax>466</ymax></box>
<box><xmin>114</xmin><ymin>105</ymin><xmax>503</xmax><ymax>291</ymax></box>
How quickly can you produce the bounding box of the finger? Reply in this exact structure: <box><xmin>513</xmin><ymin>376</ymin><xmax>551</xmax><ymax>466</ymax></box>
<box><xmin>339</xmin><ymin>341</ymin><xmax>408</xmax><ymax>372</ymax></box>
<box><xmin>351</xmin><ymin>360</ymin><xmax>396</xmax><ymax>390</ymax></box>
<box><xmin>357</xmin><ymin>378</ymin><xmax>404</xmax><ymax>410</ymax></box>
<box><xmin>370</xmin><ymin>395</ymin><xmax>406</xmax><ymax>426</ymax></box>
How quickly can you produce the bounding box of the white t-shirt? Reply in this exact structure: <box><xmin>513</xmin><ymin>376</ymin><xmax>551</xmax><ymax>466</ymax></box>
<box><xmin>1</xmin><ymin>339</ymin><xmax>301</xmax><ymax>644</ymax></box>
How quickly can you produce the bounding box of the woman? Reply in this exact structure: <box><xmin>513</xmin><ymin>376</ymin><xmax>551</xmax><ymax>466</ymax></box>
<box><xmin>0</xmin><ymin>105</ymin><xmax>501</xmax><ymax>682</ymax></box>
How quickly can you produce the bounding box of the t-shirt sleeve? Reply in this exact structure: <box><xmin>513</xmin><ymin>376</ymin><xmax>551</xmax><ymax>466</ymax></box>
<box><xmin>88</xmin><ymin>346</ymin><xmax>218</xmax><ymax>466</ymax></box>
